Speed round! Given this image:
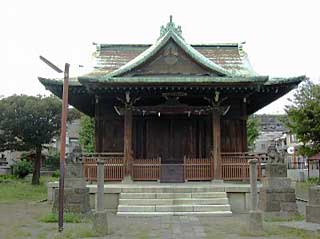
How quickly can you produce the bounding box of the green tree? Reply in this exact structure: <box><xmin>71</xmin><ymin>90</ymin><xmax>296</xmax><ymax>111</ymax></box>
<box><xmin>285</xmin><ymin>81</ymin><xmax>320</xmax><ymax>156</ymax></box>
<box><xmin>0</xmin><ymin>95</ymin><xmax>62</xmax><ymax>184</ymax></box>
<box><xmin>79</xmin><ymin>115</ymin><xmax>95</xmax><ymax>153</ymax></box>
<box><xmin>247</xmin><ymin>115</ymin><xmax>260</xmax><ymax>150</ymax></box>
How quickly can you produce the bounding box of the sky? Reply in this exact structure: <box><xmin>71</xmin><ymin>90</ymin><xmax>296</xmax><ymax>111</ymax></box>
<box><xmin>1</xmin><ymin>0</ymin><xmax>320</xmax><ymax>114</ymax></box>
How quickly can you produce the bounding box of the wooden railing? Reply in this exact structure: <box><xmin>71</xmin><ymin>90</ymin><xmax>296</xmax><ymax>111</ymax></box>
<box><xmin>221</xmin><ymin>152</ymin><xmax>264</xmax><ymax>180</ymax></box>
<box><xmin>82</xmin><ymin>153</ymin><xmax>124</xmax><ymax>181</ymax></box>
<box><xmin>133</xmin><ymin>158</ymin><xmax>161</xmax><ymax>181</ymax></box>
<box><xmin>184</xmin><ymin>157</ymin><xmax>212</xmax><ymax>181</ymax></box>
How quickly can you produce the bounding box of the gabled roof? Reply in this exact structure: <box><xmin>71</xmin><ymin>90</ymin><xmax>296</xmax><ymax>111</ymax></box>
<box><xmin>105</xmin><ymin>20</ymin><xmax>231</xmax><ymax>78</ymax></box>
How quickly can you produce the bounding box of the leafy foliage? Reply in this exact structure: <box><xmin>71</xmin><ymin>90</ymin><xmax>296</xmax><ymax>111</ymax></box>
<box><xmin>247</xmin><ymin>115</ymin><xmax>260</xmax><ymax>150</ymax></box>
<box><xmin>285</xmin><ymin>81</ymin><xmax>320</xmax><ymax>156</ymax></box>
<box><xmin>12</xmin><ymin>160</ymin><xmax>32</xmax><ymax>178</ymax></box>
<box><xmin>79</xmin><ymin>115</ymin><xmax>95</xmax><ymax>153</ymax></box>
<box><xmin>0</xmin><ymin>95</ymin><xmax>62</xmax><ymax>184</ymax></box>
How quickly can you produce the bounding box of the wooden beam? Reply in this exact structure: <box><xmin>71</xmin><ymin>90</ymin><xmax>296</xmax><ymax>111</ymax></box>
<box><xmin>212</xmin><ymin>108</ymin><xmax>222</xmax><ymax>180</ymax></box>
<box><xmin>123</xmin><ymin>103</ymin><xmax>133</xmax><ymax>180</ymax></box>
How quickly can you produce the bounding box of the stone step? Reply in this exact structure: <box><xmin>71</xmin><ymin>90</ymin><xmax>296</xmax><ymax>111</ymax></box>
<box><xmin>118</xmin><ymin>204</ymin><xmax>231</xmax><ymax>213</ymax></box>
<box><xmin>119</xmin><ymin>198</ymin><xmax>229</xmax><ymax>205</ymax></box>
<box><xmin>117</xmin><ymin>211</ymin><xmax>232</xmax><ymax>216</ymax></box>
<box><xmin>121</xmin><ymin>186</ymin><xmax>225</xmax><ymax>193</ymax></box>
<box><xmin>119</xmin><ymin>192</ymin><xmax>227</xmax><ymax>199</ymax></box>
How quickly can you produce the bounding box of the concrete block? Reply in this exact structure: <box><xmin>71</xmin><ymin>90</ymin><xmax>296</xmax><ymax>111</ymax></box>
<box><xmin>192</xmin><ymin>192</ymin><xmax>226</xmax><ymax>198</ymax></box>
<box><xmin>306</xmin><ymin>205</ymin><xmax>320</xmax><ymax>224</ymax></box>
<box><xmin>265</xmin><ymin>163</ymin><xmax>287</xmax><ymax>177</ymax></box>
<box><xmin>248</xmin><ymin>211</ymin><xmax>263</xmax><ymax>233</ymax></box>
<box><xmin>118</xmin><ymin>205</ymin><xmax>155</xmax><ymax>212</ymax></box>
<box><xmin>193</xmin><ymin>204</ymin><xmax>230</xmax><ymax>212</ymax></box>
<box><xmin>92</xmin><ymin>211</ymin><xmax>108</xmax><ymax>236</ymax></box>
<box><xmin>120</xmin><ymin>193</ymin><xmax>156</xmax><ymax>199</ymax></box>
<box><xmin>309</xmin><ymin>186</ymin><xmax>320</xmax><ymax>205</ymax></box>
<box><xmin>155</xmin><ymin>205</ymin><xmax>193</xmax><ymax>212</ymax></box>
<box><xmin>261</xmin><ymin>178</ymin><xmax>291</xmax><ymax>189</ymax></box>
<box><xmin>157</xmin><ymin>193</ymin><xmax>191</xmax><ymax>199</ymax></box>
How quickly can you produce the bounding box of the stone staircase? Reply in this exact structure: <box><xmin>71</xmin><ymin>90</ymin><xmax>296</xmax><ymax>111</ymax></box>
<box><xmin>117</xmin><ymin>185</ymin><xmax>232</xmax><ymax>216</ymax></box>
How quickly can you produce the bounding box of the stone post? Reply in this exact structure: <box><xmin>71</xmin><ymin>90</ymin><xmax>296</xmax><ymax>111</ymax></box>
<box><xmin>96</xmin><ymin>159</ymin><xmax>105</xmax><ymax>212</ymax></box>
<box><xmin>92</xmin><ymin>159</ymin><xmax>108</xmax><ymax>236</ymax></box>
<box><xmin>248</xmin><ymin>158</ymin><xmax>263</xmax><ymax>233</ymax></box>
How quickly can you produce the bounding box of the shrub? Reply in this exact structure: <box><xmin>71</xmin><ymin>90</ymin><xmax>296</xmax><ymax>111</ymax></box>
<box><xmin>12</xmin><ymin>160</ymin><xmax>32</xmax><ymax>178</ymax></box>
<box><xmin>45</xmin><ymin>150</ymin><xmax>60</xmax><ymax>169</ymax></box>
<box><xmin>52</xmin><ymin>170</ymin><xmax>60</xmax><ymax>178</ymax></box>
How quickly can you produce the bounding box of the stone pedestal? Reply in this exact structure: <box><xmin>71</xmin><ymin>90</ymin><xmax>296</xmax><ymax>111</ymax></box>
<box><xmin>52</xmin><ymin>162</ymin><xmax>90</xmax><ymax>214</ymax></box>
<box><xmin>248</xmin><ymin>210</ymin><xmax>263</xmax><ymax>233</ymax></box>
<box><xmin>259</xmin><ymin>163</ymin><xmax>298</xmax><ymax>219</ymax></box>
<box><xmin>306</xmin><ymin>186</ymin><xmax>320</xmax><ymax>224</ymax></box>
<box><xmin>92</xmin><ymin>210</ymin><xmax>108</xmax><ymax>236</ymax></box>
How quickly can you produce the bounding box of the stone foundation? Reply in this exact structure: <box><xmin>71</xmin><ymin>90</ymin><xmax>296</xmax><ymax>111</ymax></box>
<box><xmin>306</xmin><ymin>186</ymin><xmax>320</xmax><ymax>224</ymax></box>
<box><xmin>52</xmin><ymin>187</ymin><xmax>90</xmax><ymax>213</ymax></box>
<box><xmin>52</xmin><ymin>162</ymin><xmax>91</xmax><ymax>214</ymax></box>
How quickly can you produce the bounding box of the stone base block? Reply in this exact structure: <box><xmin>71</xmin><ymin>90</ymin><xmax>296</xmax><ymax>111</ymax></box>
<box><xmin>306</xmin><ymin>205</ymin><xmax>320</xmax><ymax>224</ymax></box>
<box><xmin>64</xmin><ymin>177</ymin><xmax>86</xmax><ymax>188</ymax></box>
<box><xmin>259</xmin><ymin>189</ymin><xmax>296</xmax><ymax>212</ymax></box>
<box><xmin>122</xmin><ymin>176</ymin><xmax>133</xmax><ymax>184</ymax></box>
<box><xmin>52</xmin><ymin>187</ymin><xmax>90</xmax><ymax>214</ymax></box>
<box><xmin>261</xmin><ymin>177</ymin><xmax>291</xmax><ymax>189</ymax></box>
<box><xmin>309</xmin><ymin>186</ymin><xmax>320</xmax><ymax>205</ymax></box>
<box><xmin>265</xmin><ymin>163</ymin><xmax>287</xmax><ymax>177</ymax></box>
<box><xmin>92</xmin><ymin>211</ymin><xmax>108</xmax><ymax>236</ymax></box>
<box><xmin>248</xmin><ymin>210</ymin><xmax>263</xmax><ymax>233</ymax></box>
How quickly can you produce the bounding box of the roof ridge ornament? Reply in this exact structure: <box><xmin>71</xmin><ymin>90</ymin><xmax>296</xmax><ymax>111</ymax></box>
<box><xmin>159</xmin><ymin>15</ymin><xmax>183</xmax><ymax>39</ymax></box>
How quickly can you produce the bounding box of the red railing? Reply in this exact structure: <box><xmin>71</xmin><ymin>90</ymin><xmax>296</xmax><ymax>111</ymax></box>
<box><xmin>184</xmin><ymin>157</ymin><xmax>212</xmax><ymax>181</ymax></box>
<box><xmin>133</xmin><ymin>158</ymin><xmax>161</xmax><ymax>181</ymax></box>
<box><xmin>82</xmin><ymin>153</ymin><xmax>124</xmax><ymax>181</ymax></box>
<box><xmin>221</xmin><ymin>152</ymin><xmax>264</xmax><ymax>180</ymax></box>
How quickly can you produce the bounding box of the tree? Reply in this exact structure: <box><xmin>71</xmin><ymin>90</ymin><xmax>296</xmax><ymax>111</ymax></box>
<box><xmin>79</xmin><ymin>115</ymin><xmax>95</xmax><ymax>153</ymax></box>
<box><xmin>247</xmin><ymin>115</ymin><xmax>260</xmax><ymax>150</ymax></box>
<box><xmin>0</xmin><ymin>95</ymin><xmax>62</xmax><ymax>184</ymax></box>
<box><xmin>285</xmin><ymin>81</ymin><xmax>320</xmax><ymax>156</ymax></box>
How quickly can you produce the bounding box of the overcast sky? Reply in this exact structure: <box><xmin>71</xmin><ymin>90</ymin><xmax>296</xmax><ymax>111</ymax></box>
<box><xmin>1</xmin><ymin>0</ymin><xmax>319</xmax><ymax>114</ymax></box>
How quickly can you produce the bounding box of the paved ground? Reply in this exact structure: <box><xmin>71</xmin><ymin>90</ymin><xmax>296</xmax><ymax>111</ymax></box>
<box><xmin>0</xmin><ymin>201</ymin><xmax>319</xmax><ymax>239</ymax></box>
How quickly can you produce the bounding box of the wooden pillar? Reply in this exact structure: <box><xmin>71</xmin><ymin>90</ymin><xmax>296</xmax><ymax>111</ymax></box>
<box><xmin>212</xmin><ymin>108</ymin><xmax>222</xmax><ymax>180</ymax></box>
<box><xmin>123</xmin><ymin>103</ymin><xmax>133</xmax><ymax>181</ymax></box>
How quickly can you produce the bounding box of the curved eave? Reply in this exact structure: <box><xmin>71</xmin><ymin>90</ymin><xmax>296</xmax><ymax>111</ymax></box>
<box><xmin>247</xmin><ymin>75</ymin><xmax>306</xmax><ymax>114</ymax></box>
<box><xmin>78</xmin><ymin>75</ymin><xmax>269</xmax><ymax>85</ymax></box>
<box><xmin>38</xmin><ymin>77</ymin><xmax>95</xmax><ymax>117</ymax></box>
<box><xmin>104</xmin><ymin>30</ymin><xmax>232</xmax><ymax>78</ymax></box>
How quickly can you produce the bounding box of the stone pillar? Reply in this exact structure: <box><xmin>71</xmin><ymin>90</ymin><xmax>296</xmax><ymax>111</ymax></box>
<box><xmin>93</xmin><ymin>159</ymin><xmax>108</xmax><ymax>236</ymax></box>
<box><xmin>96</xmin><ymin>159</ymin><xmax>105</xmax><ymax>212</ymax></box>
<box><xmin>249</xmin><ymin>159</ymin><xmax>258</xmax><ymax>211</ymax></box>
<box><xmin>248</xmin><ymin>159</ymin><xmax>263</xmax><ymax>232</ymax></box>
<box><xmin>306</xmin><ymin>186</ymin><xmax>320</xmax><ymax>224</ymax></box>
<box><xmin>212</xmin><ymin>109</ymin><xmax>221</xmax><ymax>180</ymax></box>
<box><xmin>123</xmin><ymin>102</ymin><xmax>133</xmax><ymax>183</ymax></box>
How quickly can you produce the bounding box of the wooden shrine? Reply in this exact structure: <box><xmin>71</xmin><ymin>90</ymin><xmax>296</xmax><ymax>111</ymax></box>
<box><xmin>39</xmin><ymin>17</ymin><xmax>305</xmax><ymax>182</ymax></box>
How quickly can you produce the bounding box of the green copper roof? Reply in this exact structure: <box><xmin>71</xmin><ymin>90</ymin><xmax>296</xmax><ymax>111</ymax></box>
<box><xmin>105</xmin><ymin>18</ymin><xmax>232</xmax><ymax>78</ymax></box>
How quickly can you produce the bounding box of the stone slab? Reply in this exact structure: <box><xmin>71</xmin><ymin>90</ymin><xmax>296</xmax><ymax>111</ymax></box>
<box><xmin>92</xmin><ymin>211</ymin><xmax>108</xmax><ymax>236</ymax></box>
<box><xmin>306</xmin><ymin>205</ymin><xmax>320</xmax><ymax>224</ymax></box>
<box><xmin>265</xmin><ymin>163</ymin><xmax>287</xmax><ymax>177</ymax></box>
<box><xmin>248</xmin><ymin>210</ymin><xmax>263</xmax><ymax>233</ymax></box>
<box><xmin>309</xmin><ymin>186</ymin><xmax>320</xmax><ymax>205</ymax></box>
<box><xmin>261</xmin><ymin>177</ymin><xmax>291</xmax><ymax>189</ymax></box>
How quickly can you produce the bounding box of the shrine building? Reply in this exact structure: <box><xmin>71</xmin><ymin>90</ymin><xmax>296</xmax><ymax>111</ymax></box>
<box><xmin>39</xmin><ymin>17</ymin><xmax>305</xmax><ymax>183</ymax></box>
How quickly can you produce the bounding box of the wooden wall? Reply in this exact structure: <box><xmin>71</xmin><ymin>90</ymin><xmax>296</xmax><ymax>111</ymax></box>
<box><xmin>95</xmin><ymin>100</ymin><xmax>247</xmax><ymax>157</ymax></box>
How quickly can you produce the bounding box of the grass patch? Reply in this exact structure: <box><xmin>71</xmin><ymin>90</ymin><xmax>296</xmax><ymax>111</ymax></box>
<box><xmin>0</xmin><ymin>175</ymin><xmax>57</xmax><ymax>203</ymax></box>
<box><xmin>39</xmin><ymin>213</ymin><xmax>83</xmax><ymax>223</ymax></box>
<box><xmin>52</xmin><ymin>225</ymin><xmax>100</xmax><ymax>239</ymax></box>
<box><xmin>264</xmin><ymin>214</ymin><xmax>305</xmax><ymax>222</ymax></box>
